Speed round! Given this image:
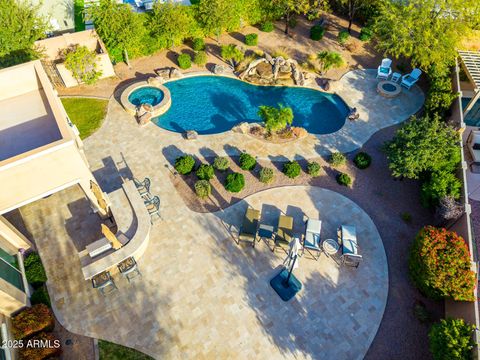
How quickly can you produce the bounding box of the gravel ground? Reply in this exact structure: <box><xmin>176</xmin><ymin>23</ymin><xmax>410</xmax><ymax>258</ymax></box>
<box><xmin>53</xmin><ymin>317</ymin><xmax>95</xmax><ymax>360</ymax></box>
<box><xmin>170</xmin><ymin>124</ymin><xmax>443</xmax><ymax>360</ymax></box>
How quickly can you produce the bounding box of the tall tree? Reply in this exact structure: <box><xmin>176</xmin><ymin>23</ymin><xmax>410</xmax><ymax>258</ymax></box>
<box><xmin>0</xmin><ymin>0</ymin><xmax>48</xmax><ymax>67</ymax></box>
<box><xmin>270</xmin><ymin>0</ymin><xmax>326</xmax><ymax>35</ymax></box>
<box><xmin>338</xmin><ymin>0</ymin><xmax>378</xmax><ymax>33</ymax></box>
<box><xmin>197</xmin><ymin>0</ymin><xmax>241</xmax><ymax>41</ymax></box>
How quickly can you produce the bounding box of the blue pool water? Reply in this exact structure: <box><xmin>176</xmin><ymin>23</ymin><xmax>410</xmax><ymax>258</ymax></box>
<box><xmin>128</xmin><ymin>86</ymin><xmax>164</xmax><ymax>107</ymax></box>
<box><xmin>152</xmin><ymin>76</ymin><xmax>349</xmax><ymax>135</ymax></box>
<box><xmin>462</xmin><ymin>98</ymin><xmax>480</xmax><ymax>126</ymax></box>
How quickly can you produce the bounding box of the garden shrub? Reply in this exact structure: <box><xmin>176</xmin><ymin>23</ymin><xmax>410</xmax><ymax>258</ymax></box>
<box><xmin>310</xmin><ymin>25</ymin><xmax>325</xmax><ymax>41</ymax></box>
<box><xmin>221</xmin><ymin>44</ymin><xmax>245</xmax><ymax>67</ymax></box>
<box><xmin>177</xmin><ymin>53</ymin><xmax>191</xmax><ymax>69</ymax></box>
<box><xmin>420</xmin><ymin>170</ymin><xmax>461</xmax><ymax>208</ymax></box>
<box><xmin>30</xmin><ymin>286</ymin><xmax>51</xmax><ymax>307</ymax></box>
<box><xmin>24</xmin><ymin>252</ymin><xmax>47</xmax><ymax>288</ymax></box>
<box><xmin>63</xmin><ymin>45</ymin><xmax>102</xmax><ymax>85</ymax></box>
<box><xmin>353</xmin><ymin>152</ymin><xmax>372</xmax><ymax>169</ymax></box>
<box><xmin>409</xmin><ymin>226</ymin><xmax>475</xmax><ymax>301</ymax></box>
<box><xmin>258</xmin><ymin>104</ymin><xmax>293</xmax><ymax>133</ymax></box>
<box><xmin>261</xmin><ymin>21</ymin><xmax>274</xmax><ymax>32</ymax></box>
<box><xmin>245</xmin><ymin>33</ymin><xmax>258</xmax><ymax>46</ymax></box>
<box><xmin>213</xmin><ymin>156</ymin><xmax>229</xmax><ymax>171</ymax></box>
<box><xmin>174</xmin><ymin>155</ymin><xmax>195</xmax><ymax>175</ymax></box>
<box><xmin>283</xmin><ymin>161</ymin><xmax>301</xmax><ymax>179</ymax></box>
<box><xmin>12</xmin><ymin>304</ymin><xmax>54</xmax><ymax>340</ymax></box>
<box><xmin>193</xmin><ymin>51</ymin><xmax>207</xmax><ymax>66</ymax></box>
<box><xmin>192</xmin><ymin>37</ymin><xmax>205</xmax><ymax>51</ymax></box>
<box><xmin>429</xmin><ymin>318</ymin><xmax>475</xmax><ymax>360</ymax></box>
<box><xmin>19</xmin><ymin>332</ymin><xmax>61</xmax><ymax>360</ymax></box>
<box><xmin>196</xmin><ymin>164</ymin><xmax>214</xmax><ymax>180</ymax></box>
<box><xmin>317</xmin><ymin>51</ymin><xmax>344</xmax><ymax>74</ymax></box>
<box><xmin>239</xmin><ymin>153</ymin><xmax>256</xmax><ymax>170</ymax></box>
<box><xmin>425</xmin><ymin>72</ymin><xmax>458</xmax><ymax>118</ymax></box>
<box><xmin>336</xmin><ymin>172</ymin><xmax>352</xmax><ymax>186</ymax></box>
<box><xmin>329</xmin><ymin>152</ymin><xmax>346</xmax><ymax>167</ymax></box>
<box><xmin>359</xmin><ymin>27</ymin><xmax>373</xmax><ymax>42</ymax></box>
<box><xmin>259</xmin><ymin>167</ymin><xmax>275</xmax><ymax>184</ymax></box>
<box><xmin>225</xmin><ymin>172</ymin><xmax>245</xmax><ymax>193</ymax></box>
<box><xmin>307</xmin><ymin>161</ymin><xmax>322</xmax><ymax>177</ymax></box>
<box><xmin>338</xmin><ymin>30</ymin><xmax>350</xmax><ymax>45</ymax></box>
<box><xmin>194</xmin><ymin>180</ymin><xmax>211</xmax><ymax>199</ymax></box>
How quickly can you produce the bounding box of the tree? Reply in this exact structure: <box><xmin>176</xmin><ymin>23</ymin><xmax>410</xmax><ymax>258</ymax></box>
<box><xmin>409</xmin><ymin>226</ymin><xmax>475</xmax><ymax>302</ymax></box>
<box><xmin>0</xmin><ymin>0</ymin><xmax>48</xmax><ymax>67</ymax></box>
<box><xmin>86</xmin><ymin>0</ymin><xmax>146</xmax><ymax>63</ymax></box>
<box><xmin>374</xmin><ymin>0</ymin><xmax>478</xmax><ymax>74</ymax></box>
<box><xmin>63</xmin><ymin>45</ymin><xmax>102</xmax><ymax>85</ymax></box>
<box><xmin>383</xmin><ymin>115</ymin><xmax>461</xmax><ymax>179</ymax></box>
<box><xmin>270</xmin><ymin>0</ymin><xmax>327</xmax><ymax>35</ymax></box>
<box><xmin>197</xmin><ymin>0</ymin><xmax>241</xmax><ymax>41</ymax></box>
<box><xmin>258</xmin><ymin>104</ymin><xmax>293</xmax><ymax>133</ymax></box>
<box><xmin>149</xmin><ymin>2</ymin><xmax>199</xmax><ymax>48</ymax></box>
<box><xmin>429</xmin><ymin>318</ymin><xmax>475</xmax><ymax>360</ymax></box>
<box><xmin>420</xmin><ymin>170</ymin><xmax>462</xmax><ymax>208</ymax></box>
<box><xmin>337</xmin><ymin>0</ymin><xmax>378</xmax><ymax>33</ymax></box>
<box><xmin>221</xmin><ymin>44</ymin><xmax>244</xmax><ymax>67</ymax></box>
<box><xmin>317</xmin><ymin>51</ymin><xmax>344</xmax><ymax>75</ymax></box>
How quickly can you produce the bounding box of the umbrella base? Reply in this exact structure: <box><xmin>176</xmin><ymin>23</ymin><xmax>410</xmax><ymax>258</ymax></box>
<box><xmin>270</xmin><ymin>268</ymin><xmax>302</xmax><ymax>301</ymax></box>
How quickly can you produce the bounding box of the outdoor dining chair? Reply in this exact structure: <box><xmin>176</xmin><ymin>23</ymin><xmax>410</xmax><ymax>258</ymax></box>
<box><xmin>274</xmin><ymin>215</ymin><xmax>293</xmax><ymax>253</ymax></box>
<box><xmin>238</xmin><ymin>208</ymin><xmax>260</xmax><ymax>248</ymax></box>
<box><xmin>118</xmin><ymin>257</ymin><xmax>142</xmax><ymax>283</ymax></box>
<box><xmin>302</xmin><ymin>219</ymin><xmax>322</xmax><ymax>260</ymax></box>
<box><xmin>134</xmin><ymin>177</ymin><xmax>152</xmax><ymax>200</ymax></box>
<box><xmin>144</xmin><ymin>196</ymin><xmax>161</xmax><ymax>223</ymax></box>
<box><xmin>92</xmin><ymin>271</ymin><xmax>118</xmax><ymax>296</ymax></box>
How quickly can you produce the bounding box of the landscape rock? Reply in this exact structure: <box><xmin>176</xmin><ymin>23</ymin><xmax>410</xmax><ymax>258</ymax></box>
<box><xmin>147</xmin><ymin>76</ymin><xmax>164</xmax><ymax>86</ymax></box>
<box><xmin>185</xmin><ymin>130</ymin><xmax>198</xmax><ymax>140</ymax></box>
<box><xmin>256</xmin><ymin>62</ymin><xmax>274</xmax><ymax>79</ymax></box>
<box><xmin>212</xmin><ymin>64</ymin><xmax>233</xmax><ymax>75</ymax></box>
<box><xmin>155</xmin><ymin>68</ymin><xmax>171</xmax><ymax>80</ymax></box>
<box><xmin>136</xmin><ymin>103</ymin><xmax>153</xmax><ymax>126</ymax></box>
<box><xmin>232</xmin><ymin>122</ymin><xmax>250</xmax><ymax>134</ymax></box>
<box><xmin>169</xmin><ymin>68</ymin><xmax>184</xmax><ymax>79</ymax></box>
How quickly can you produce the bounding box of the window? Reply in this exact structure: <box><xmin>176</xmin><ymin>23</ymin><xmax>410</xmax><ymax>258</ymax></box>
<box><xmin>0</xmin><ymin>248</ymin><xmax>23</xmax><ymax>292</ymax></box>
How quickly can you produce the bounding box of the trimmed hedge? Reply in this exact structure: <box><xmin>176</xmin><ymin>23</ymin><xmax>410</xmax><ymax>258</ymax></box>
<box><xmin>24</xmin><ymin>252</ymin><xmax>47</xmax><ymax>288</ymax></box>
<box><xmin>12</xmin><ymin>304</ymin><xmax>54</xmax><ymax>340</ymax></box>
<box><xmin>259</xmin><ymin>167</ymin><xmax>275</xmax><ymax>184</ymax></box>
<box><xmin>196</xmin><ymin>164</ymin><xmax>214</xmax><ymax>180</ymax></box>
<box><xmin>174</xmin><ymin>155</ymin><xmax>195</xmax><ymax>175</ymax></box>
<box><xmin>192</xmin><ymin>37</ymin><xmax>205</xmax><ymax>51</ymax></box>
<box><xmin>261</xmin><ymin>22</ymin><xmax>274</xmax><ymax>32</ymax></box>
<box><xmin>283</xmin><ymin>161</ymin><xmax>301</xmax><ymax>179</ymax></box>
<box><xmin>193</xmin><ymin>51</ymin><xmax>207</xmax><ymax>66</ymax></box>
<box><xmin>177</xmin><ymin>53</ymin><xmax>191</xmax><ymax>69</ymax></box>
<box><xmin>429</xmin><ymin>318</ymin><xmax>475</xmax><ymax>360</ymax></box>
<box><xmin>329</xmin><ymin>152</ymin><xmax>346</xmax><ymax>167</ymax></box>
<box><xmin>336</xmin><ymin>172</ymin><xmax>351</xmax><ymax>186</ymax></box>
<box><xmin>30</xmin><ymin>286</ymin><xmax>51</xmax><ymax>307</ymax></box>
<box><xmin>245</xmin><ymin>33</ymin><xmax>258</xmax><ymax>46</ymax></box>
<box><xmin>239</xmin><ymin>153</ymin><xmax>256</xmax><ymax>171</ymax></box>
<box><xmin>213</xmin><ymin>156</ymin><xmax>229</xmax><ymax>171</ymax></box>
<box><xmin>307</xmin><ymin>161</ymin><xmax>322</xmax><ymax>177</ymax></box>
<box><xmin>353</xmin><ymin>152</ymin><xmax>372</xmax><ymax>169</ymax></box>
<box><xmin>225</xmin><ymin>172</ymin><xmax>245</xmax><ymax>193</ymax></box>
<box><xmin>195</xmin><ymin>180</ymin><xmax>211</xmax><ymax>199</ymax></box>
<box><xmin>310</xmin><ymin>25</ymin><xmax>325</xmax><ymax>41</ymax></box>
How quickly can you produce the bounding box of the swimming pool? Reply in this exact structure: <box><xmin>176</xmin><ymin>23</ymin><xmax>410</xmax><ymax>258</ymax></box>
<box><xmin>128</xmin><ymin>86</ymin><xmax>165</xmax><ymax>107</ymax></box>
<box><xmin>152</xmin><ymin>76</ymin><xmax>349</xmax><ymax>135</ymax></box>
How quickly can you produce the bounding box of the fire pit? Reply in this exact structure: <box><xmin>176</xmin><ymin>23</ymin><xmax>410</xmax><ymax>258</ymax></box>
<box><xmin>377</xmin><ymin>80</ymin><xmax>401</xmax><ymax>98</ymax></box>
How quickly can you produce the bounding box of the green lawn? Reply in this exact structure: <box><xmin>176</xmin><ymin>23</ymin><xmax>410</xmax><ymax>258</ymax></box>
<box><xmin>98</xmin><ymin>340</ymin><xmax>153</xmax><ymax>360</ymax></box>
<box><xmin>74</xmin><ymin>0</ymin><xmax>85</xmax><ymax>32</ymax></box>
<box><xmin>61</xmin><ymin>98</ymin><xmax>108</xmax><ymax>139</ymax></box>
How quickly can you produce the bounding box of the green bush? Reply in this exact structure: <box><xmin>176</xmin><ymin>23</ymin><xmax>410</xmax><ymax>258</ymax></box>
<box><xmin>193</xmin><ymin>51</ymin><xmax>207</xmax><ymax>66</ymax></box>
<box><xmin>225</xmin><ymin>172</ymin><xmax>245</xmax><ymax>193</ymax></box>
<box><xmin>213</xmin><ymin>156</ymin><xmax>229</xmax><ymax>171</ymax></box>
<box><xmin>194</xmin><ymin>180</ymin><xmax>211</xmax><ymax>199</ymax></box>
<box><xmin>258</xmin><ymin>104</ymin><xmax>293</xmax><ymax>133</ymax></box>
<box><xmin>329</xmin><ymin>152</ymin><xmax>347</xmax><ymax>167</ymax></box>
<box><xmin>196</xmin><ymin>164</ymin><xmax>214</xmax><ymax>180</ymax></box>
<box><xmin>192</xmin><ymin>37</ymin><xmax>205</xmax><ymax>51</ymax></box>
<box><xmin>283</xmin><ymin>161</ymin><xmax>301</xmax><ymax>179</ymax></box>
<box><xmin>259</xmin><ymin>167</ymin><xmax>275</xmax><ymax>184</ymax></box>
<box><xmin>174</xmin><ymin>155</ymin><xmax>195</xmax><ymax>175</ymax></box>
<box><xmin>336</xmin><ymin>172</ymin><xmax>352</xmax><ymax>186</ymax></box>
<box><xmin>425</xmin><ymin>72</ymin><xmax>458</xmax><ymax>118</ymax></box>
<box><xmin>30</xmin><ymin>286</ymin><xmax>51</xmax><ymax>307</ymax></box>
<box><xmin>239</xmin><ymin>153</ymin><xmax>256</xmax><ymax>170</ymax></box>
<box><xmin>338</xmin><ymin>30</ymin><xmax>350</xmax><ymax>45</ymax></box>
<box><xmin>359</xmin><ymin>27</ymin><xmax>373</xmax><ymax>42</ymax></box>
<box><xmin>177</xmin><ymin>53</ymin><xmax>191</xmax><ymax>69</ymax></box>
<box><xmin>429</xmin><ymin>318</ymin><xmax>475</xmax><ymax>360</ymax></box>
<box><xmin>245</xmin><ymin>33</ymin><xmax>258</xmax><ymax>46</ymax></box>
<box><xmin>353</xmin><ymin>152</ymin><xmax>372</xmax><ymax>169</ymax></box>
<box><xmin>307</xmin><ymin>161</ymin><xmax>322</xmax><ymax>177</ymax></box>
<box><xmin>420</xmin><ymin>170</ymin><xmax>461</xmax><ymax>208</ymax></box>
<box><xmin>24</xmin><ymin>252</ymin><xmax>47</xmax><ymax>288</ymax></box>
<box><xmin>12</xmin><ymin>304</ymin><xmax>54</xmax><ymax>340</ymax></box>
<box><xmin>310</xmin><ymin>25</ymin><xmax>325</xmax><ymax>41</ymax></box>
<box><xmin>261</xmin><ymin>21</ymin><xmax>274</xmax><ymax>32</ymax></box>
<box><xmin>409</xmin><ymin>226</ymin><xmax>475</xmax><ymax>301</ymax></box>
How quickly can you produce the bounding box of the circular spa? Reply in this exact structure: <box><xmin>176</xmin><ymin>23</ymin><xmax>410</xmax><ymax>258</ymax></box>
<box><xmin>120</xmin><ymin>82</ymin><xmax>171</xmax><ymax>117</ymax></box>
<box><xmin>152</xmin><ymin>76</ymin><xmax>349</xmax><ymax>135</ymax></box>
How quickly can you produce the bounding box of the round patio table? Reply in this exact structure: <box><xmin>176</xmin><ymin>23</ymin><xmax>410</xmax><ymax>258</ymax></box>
<box><xmin>322</xmin><ymin>239</ymin><xmax>340</xmax><ymax>256</ymax></box>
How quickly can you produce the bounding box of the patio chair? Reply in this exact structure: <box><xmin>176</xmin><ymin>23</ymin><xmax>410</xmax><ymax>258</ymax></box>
<box><xmin>92</xmin><ymin>271</ymin><xmax>118</xmax><ymax>295</ymax></box>
<box><xmin>238</xmin><ymin>208</ymin><xmax>260</xmax><ymax>248</ymax></box>
<box><xmin>118</xmin><ymin>257</ymin><xmax>142</xmax><ymax>283</ymax></box>
<box><xmin>339</xmin><ymin>225</ymin><xmax>362</xmax><ymax>268</ymax></box>
<box><xmin>134</xmin><ymin>177</ymin><xmax>151</xmax><ymax>200</ymax></box>
<box><xmin>274</xmin><ymin>215</ymin><xmax>293</xmax><ymax>253</ymax></box>
<box><xmin>144</xmin><ymin>196</ymin><xmax>161</xmax><ymax>223</ymax></box>
<box><xmin>468</xmin><ymin>130</ymin><xmax>480</xmax><ymax>172</ymax></box>
<box><xmin>302</xmin><ymin>219</ymin><xmax>322</xmax><ymax>260</ymax></box>
<box><xmin>376</xmin><ymin>58</ymin><xmax>392</xmax><ymax>80</ymax></box>
<box><xmin>400</xmin><ymin>68</ymin><xmax>422</xmax><ymax>90</ymax></box>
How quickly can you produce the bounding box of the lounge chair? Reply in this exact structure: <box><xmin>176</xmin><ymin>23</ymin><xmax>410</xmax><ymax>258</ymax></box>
<box><xmin>376</xmin><ymin>58</ymin><xmax>392</xmax><ymax>80</ymax></box>
<box><xmin>238</xmin><ymin>208</ymin><xmax>260</xmax><ymax>247</ymax></box>
<box><xmin>467</xmin><ymin>130</ymin><xmax>480</xmax><ymax>172</ymax></box>
<box><xmin>401</xmin><ymin>68</ymin><xmax>422</xmax><ymax>90</ymax></box>
<box><xmin>302</xmin><ymin>219</ymin><xmax>322</xmax><ymax>260</ymax></box>
<box><xmin>134</xmin><ymin>177</ymin><xmax>151</xmax><ymax>200</ymax></box>
<box><xmin>274</xmin><ymin>215</ymin><xmax>293</xmax><ymax>253</ymax></box>
<box><xmin>339</xmin><ymin>225</ymin><xmax>362</xmax><ymax>268</ymax></box>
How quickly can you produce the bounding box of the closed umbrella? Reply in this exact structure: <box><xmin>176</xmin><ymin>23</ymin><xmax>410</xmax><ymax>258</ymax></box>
<box><xmin>270</xmin><ymin>237</ymin><xmax>303</xmax><ymax>301</ymax></box>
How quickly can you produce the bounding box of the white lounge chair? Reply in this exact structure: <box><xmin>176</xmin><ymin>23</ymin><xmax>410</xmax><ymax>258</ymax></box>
<box><xmin>376</xmin><ymin>58</ymin><xmax>392</xmax><ymax>80</ymax></box>
<box><xmin>401</xmin><ymin>68</ymin><xmax>422</xmax><ymax>90</ymax></box>
<box><xmin>468</xmin><ymin>130</ymin><xmax>480</xmax><ymax>164</ymax></box>
<box><xmin>302</xmin><ymin>219</ymin><xmax>322</xmax><ymax>260</ymax></box>
<box><xmin>340</xmin><ymin>225</ymin><xmax>362</xmax><ymax>268</ymax></box>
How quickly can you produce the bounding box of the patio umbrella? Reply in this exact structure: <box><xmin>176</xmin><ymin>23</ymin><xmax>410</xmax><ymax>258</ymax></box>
<box><xmin>283</xmin><ymin>237</ymin><xmax>301</xmax><ymax>271</ymax></box>
<box><xmin>90</xmin><ymin>180</ymin><xmax>109</xmax><ymax>215</ymax></box>
<box><xmin>270</xmin><ymin>237</ymin><xmax>303</xmax><ymax>301</ymax></box>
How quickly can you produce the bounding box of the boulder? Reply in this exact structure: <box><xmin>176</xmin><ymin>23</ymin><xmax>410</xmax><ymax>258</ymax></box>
<box><xmin>185</xmin><ymin>130</ymin><xmax>198</xmax><ymax>140</ymax></box>
<box><xmin>155</xmin><ymin>68</ymin><xmax>171</xmax><ymax>80</ymax></box>
<box><xmin>232</xmin><ymin>122</ymin><xmax>250</xmax><ymax>134</ymax></box>
<box><xmin>256</xmin><ymin>61</ymin><xmax>274</xmax><ymax>79</ymax></box>
<box><xmin>136</xmin><ymin>103</ymin><xmax>153</xmax><ymax>126</ymax></box>
<box><xmin>264</xmin><ymin>52</ymin><xmax>274</xmax><ymax>65</ymax></box>
<box><xmin>279</xmin><ymin>64</ymin><xmax>291</xmax><ymax>73</ymax></box>
<box><xmin>239</xmin><ymin>58</ymin><xmax>267</xmax><ymax>79</ymax></box>
<box><xmin>213</xmin><ymin>64</ymin><xmax>233</xmax><ymax>75</ymax></box>
<box><xmin>169</xmin><ymin>68</ymin><xmax>184</xmax><ymax>79</ymax></box>
<box><xmin>147</xmin><ymin>76</ymin><xmax>164</xmax><ymax>86</ymax></box>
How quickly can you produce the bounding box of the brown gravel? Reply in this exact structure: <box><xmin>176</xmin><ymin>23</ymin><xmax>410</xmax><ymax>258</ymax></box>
<box><xmin>53</xmin><ymin>317</ymin><xmax>95</xmax><ymax>360</ymax></box>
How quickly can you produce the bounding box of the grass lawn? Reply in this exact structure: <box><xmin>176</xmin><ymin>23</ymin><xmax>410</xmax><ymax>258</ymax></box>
<box><xmin>74</xmin><ymin>0</ymin><xmax>85</xmax><ymax>32</ymax></box>
<box><xmin>61</xmin><ymin>98</ymin><xmax>108</xmax><ymax>139</ymax></box>
<box><xmin>98</xmin><ymin>340</ymin><xmax>153</xmax><ymax>360</ymax></box>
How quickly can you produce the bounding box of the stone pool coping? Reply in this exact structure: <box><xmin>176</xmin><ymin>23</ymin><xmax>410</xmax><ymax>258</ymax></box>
<box><xmin>120</xmin><ymin>81</ymin><xmax>171</xmax><ymax>117</ymax></box>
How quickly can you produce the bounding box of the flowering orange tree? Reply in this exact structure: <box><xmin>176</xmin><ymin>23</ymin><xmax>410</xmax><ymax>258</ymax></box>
<box><xmin>409</xmin><ymin>226</ymin><xmax>476</xmax><ymax>302</ymax></box>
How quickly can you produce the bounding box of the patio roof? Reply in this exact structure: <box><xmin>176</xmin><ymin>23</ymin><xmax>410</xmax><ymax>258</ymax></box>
<box><xmin>459</xmin><ymin>50</ymin><xmax>480</xmax><ymax>90</ymax></box>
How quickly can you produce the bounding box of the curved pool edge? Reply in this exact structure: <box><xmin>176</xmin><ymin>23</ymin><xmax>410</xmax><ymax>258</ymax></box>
<box><xmin>120</xmin><ymin>81</ymin><xmax>172</xmax><ymax>117</ymax></box>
